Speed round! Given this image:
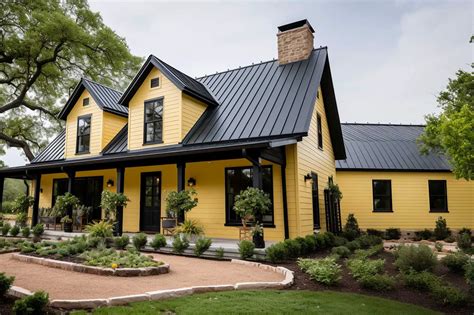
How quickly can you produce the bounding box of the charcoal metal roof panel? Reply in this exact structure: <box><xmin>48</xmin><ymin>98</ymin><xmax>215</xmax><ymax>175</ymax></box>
<box><xmin>31</xmin><ymin>130</ymin><xmax>65</xmax><ymax>163</ymax></box>
<box><xmin>102</xmin><ymin>124</ymin><xmax>128</xmax><ymax>154</ymax></box>
<box><xmin>336</xmin><ymin>124</ymin><xmax>451</xmax><ymax>171</ymax></box>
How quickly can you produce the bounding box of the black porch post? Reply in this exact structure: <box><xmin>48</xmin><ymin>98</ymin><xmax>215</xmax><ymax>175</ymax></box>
<box><xmin>31</xmin><ymin>174</ymin><xmax>41</xmax><ymax>227</ymax></box>
<box><xmin>66</xmin><ymin>170</ymin><xmax>75</xmax><ymax>231</ymax></box>
<box><xmin>177</xmin><ymin>162</ymin><xmax>186</xmax><ymax>222</ymax></box>
<box><xmin>0</xmin><ymin>176</ymin><xmax>4</xmax><ymax>213</ymax></box>
<box><xmin>116</xmin><ymin>167</ymin><xmax>125</xmax><ymax>236</ymax></box>
<box><xmin>252</xmin><ymin>162</ymin><xmax>263</xmax><ymax>224</ymax></box>
<box><xmin>281</xmin><ymin>164</ymin><xmax>290</xmax><ymax>239</ymax></box>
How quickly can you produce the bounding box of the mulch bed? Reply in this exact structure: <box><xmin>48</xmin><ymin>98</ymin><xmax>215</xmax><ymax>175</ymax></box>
<box><xmin>269</xmin><ymin>250</ymin><xmax>474</xmax><ymax>314</ymax></box>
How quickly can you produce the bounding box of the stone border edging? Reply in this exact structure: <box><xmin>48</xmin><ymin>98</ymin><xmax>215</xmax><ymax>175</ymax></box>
<box><xmin>9</xmin><ymin>259</ymin><xmax>293</xmax><ymax>310</ymax></box>
<box><xmin>11</xmin><ymin>253</ymin><xmax>169</xmax><ymax>277</ymax></box>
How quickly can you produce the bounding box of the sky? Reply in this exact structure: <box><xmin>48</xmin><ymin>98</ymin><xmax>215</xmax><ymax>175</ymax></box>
<box><xmin>2</xmin><ymin>0</ymin><xmax>472</xmax><ymax>167</ymax></box>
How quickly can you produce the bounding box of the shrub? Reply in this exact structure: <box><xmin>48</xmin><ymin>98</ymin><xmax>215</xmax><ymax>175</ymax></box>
<box><xmin>458</xmin><ymin>227</ymin><xmax>472</xmax><ymax>237</ymax></box>
<box><xmin>113</xmin><ymin>235</ymin><xmax>130</xmax><ymax>250</ymax></box>
<box><xmin>9</xmin><ymin>225</ymin><xmax>20</xmax><ymax>237</ymax></box>
<box><xmin>283</xmin><ymin>239</ymin><xmax>302</xmax><ymax>258</ymax></box>
<box><xmin>150</xmin><ymin>234</ymin><xmax>167</xmax><ymax>250</ymax></box>
<box><xmin>331</xmin><ymin>246</ymin><xmax>351</xmax><ymax>258</ymax></box>
<box><xmin>304</xmin><ymin>234</ymin><xmax>317</xmax><ymax>252</ymax></box>
<box><xmin>444</xmin><ymin>235</ymin><xmax>456</xmax><ymax>243</ymax></box>
<box><xmin>233</xmin><ymin>187</ymin><xmax>271</xmax><ymax>223</ymax></box>
<box><xmin>346</xmin><ymin>240</ymin><xmax>361</xmax><ymax>252</ymax></box>
<box><xmin>304</xmin><ymin>257</ymin><xmax>341</xmax><ymax>286</ymax></box>
<box><xmin>314</xmin><ymin>233</ymin><xmax>328</xmax><ymax>249</ymax></box>
<box><xmin>32</xmin><ymin>224</ymin><xmax>44</xmax><ymax>238</ymax></box>
<box><xmin>297</xmin><ymin>258</ymin><xmax>315</xmax><ymax>272</ymax></box>
<box><xmin>356</xmin><ymin>235</ymin><xmax>382</xmax><ymax>249</ymax></box>
<box><xmin>385</xmin><ymin>228</ymin><xmax>401</xmax><ymax>240</ymax></box>
<box><xmin>216</xmin><ymin>247</ymin><xmax>225</xmax><ymax>259</ymax></box>
<box><xmin>415</xmin><ymin>229</ymin><xmax>433</xmax><ymax>240</ymax></box>
<box><xmin>434</xmin><ymin>242</ymin><xmax>443</xmax><ymax>252</ymax></box>
<box><xmin>358</xmin><ymin>274</ymin><xmax>395</xmax><ymax>291</ymax></box>
<box><xmin>353</xmin><ymin>244</ymin><xmax>384</xmax><ymax>259</ymax></box>
<box><xmin>347</xmin><ymin>258</ymin><xmax>385</xmax><ymax>279</ymax></box>
<box><xmin>21</xmin><ymin>227</ymin><xmax>30</xmax><ymax>238</ymax></box>
<box><xmin>84</xmin><ymin>220</ymin><xmax>113</xmax><ymax>238</ymax></box>
<box><xmin>238</xmin><ymin>240</ymin><xmax>255</xmax><ymax>260</ymax></box>
<box><xmin>165</xmin><ymin>189</ymin><xmax>198</xmax><ymax>218</ymax></box>
<box><xmin>0</xmin><ymin>272</ymin><xmax>14</xmax><ymax>297</ymax></box>
<box><xmin>100</xmin><ymin>190</ymin><xmax>129</xmax><ymax>222</ymax></box>
<box><xmin>87</xmin><ymin>236</ymin><xmax>101</xmax><ymax>248</ymax></box>
<box><xmin>194</xmin><ymin>237</ymin><xmax>212</xmax><ymax>257</ymax></box>
<box><xmin>395</xmin><ymin>245</ymin><xmax>437</xmax><ymax>272</ymax></box>
<box><xmin>333</xmin><ymin>236</ymin><xmax>347</xmax><ymax>247</ymax></box>
<box><xmin>294</xmin><ymin>236</ymin><xmax>311</xmax><ymax>255</ymax></box>
<box><xmin>132</xmin><ymin>233</ymin><xmax>148</xmax><ymax>250</ymax></box>
<box><xmin>441</xmin><ymin>252</ymin><xmax>469</xmax><ymax>274</ymax></box>
<box><xmin>1</xmin><ymin>222</ymin><xmax>11</xmax><ymax>236</ymax></box>
<box><xmin>13</xmin><ymin>291</ymin><xmax>49</xmax><ymax>314</ymax></box>
<box><xmin>434</xmin><ymin>216</ymin><xmax>451</xmax><ymax>240</ymax></box>
<box><xmin>80</xmin><ymin>248</ymin><xmax>162</xmax><ymax>268</ymax></box>
<box><xmin>403</xmin><ymin>270</ymin><xmax>441</xmax><ymax>290</ymax></box>
<box><xmin>176</xmin><ymin>219</ymin><xmax>204</xmax><ymax>236</ymax></box>
<box><xmin>172</xmin><ymin>234</ymin><xmax>190</xmax><ymax>254</ymax></box>
<box><xmin>431</xmin><ymin>284</ymin><xmax>467</xmax><ymax>306</ymax></box>
<box><xmin>343</xmin><ymin>214</ymin><xmax>361</xmax><ymax>241</ymax></box>
<box><xmin>367</xmin><ymin>229</ymin><xmax>384</xmax><ymax>237</ymax></box>
<box><xmin>266</xmin><ymin>242</ymin><xmax>288</xmax><ymax>263</ymax></box>
<box><xmin>464</xmin><ymin>260</ymin><xmax>474</xmax><ymax>291</ymax></box>
<box><xmin>457</xmin><ymin>232</ymin><xmax>472</xmax><ymax>251</ymax></box>
<box><xmin>322</xmin><ymin>232</ymin><xmax>336</xmax><ymax>247</ymax></box>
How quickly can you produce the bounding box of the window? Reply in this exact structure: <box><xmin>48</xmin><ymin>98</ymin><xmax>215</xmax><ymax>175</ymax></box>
<box><xmin>429</xmin><ymin>180</ymin><xmax>448</xmax><ymax>212</ymax></box>
<box><xmin>83</xmin><ymin>97</ymin><xmax>89</xmax><ymax>106</ymax></box>
<box><xmin>76</xmin><ymin>115</ymin><xmax>91</xmax><ymax>153</ymax></box>
<box><xmin>52</xmin><ymin>179</ymin><xmax>68</xmax><ymax>207</ymax></box>
<box><xmin>144</xmin><ymin>98</ymin><xmax>163</xmax><ymax>144</ymax></box>
<box><xmin>225</xmin><ymin>166</ymin><xmax>274</xmax><ymax>226</ymax></box>
<box><xmin>150</xmin><ymin>77</ymin><xmax>160</xmax><ymax>88</ymax></box>
<box><xmin>372</xmin><ymin>180</ymin><xmax>392</xmax><ymax>212</ymax></box>
<box><xmin>317</xmin><ymin>113</ymin><xmax>323</xmax><ymax>149</ymax></box>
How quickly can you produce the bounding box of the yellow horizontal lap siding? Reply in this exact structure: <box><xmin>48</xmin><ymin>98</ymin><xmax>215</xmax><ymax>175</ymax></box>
<box><xmin>181</xmin><ymin>94</ymin><xmax>207</xmax><ymax>139</ymax></box>
<box><xmin>337</xmin><ymin>171</ymin><xmax>474</xmax><ymax>230</ymax></box>
<box><xmin>128</xmin><ymin>67</ymin><xmax>182</xmax><ymax>150</ymax></box>
<box><xmin>293</xmin><ymin>87</ymin><xmax>336</xmax><ymax>236</ymax></box>
<box><xmin>64</xmin><ymin>90</ymin><xmax>103</xmax><ymax>158</ymax></box>
<box><xmin>102</xmin><ymin>112</ymin><xmax>127</xmax><ymax>150</ymax></box>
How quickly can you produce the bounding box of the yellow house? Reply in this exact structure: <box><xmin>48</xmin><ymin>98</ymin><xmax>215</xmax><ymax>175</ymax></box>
<box><xmin>336</xmin><ymin>123</ymin><xmax>473</xmax><ymax>232</ymax></box>
<box><xmin>0</xmin><ymin>20</ymin><xmax>348</xmax><ymax>241</ymax></box>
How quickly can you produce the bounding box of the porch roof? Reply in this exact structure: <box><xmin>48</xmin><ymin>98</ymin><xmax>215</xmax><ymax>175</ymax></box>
<box><xmin>0</xmin><ymin>136</ymin><xmax>295</xmax><ymax>178</ymax></box>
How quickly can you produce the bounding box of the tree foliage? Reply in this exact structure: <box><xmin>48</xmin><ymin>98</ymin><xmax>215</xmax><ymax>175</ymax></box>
<box><xmin>0</xmin><ymin>0</ymin><xmax>142</xmax><ymax>161</ymax></box>
<box><xmin>419</xmin><ymin>66</ymin><xmax>474</xmax><ymax>180</ymax></box>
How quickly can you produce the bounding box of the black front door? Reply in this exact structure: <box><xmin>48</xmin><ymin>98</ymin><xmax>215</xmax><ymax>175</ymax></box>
<box><xmin>140</xmin><ymin>172</ymin><xmax>161</xmax><ymax>232</ymax></box>
<box><xmin>311</xmin><ymin>172</ymin><xmax>320</xmax><ymax>229</ymax></box>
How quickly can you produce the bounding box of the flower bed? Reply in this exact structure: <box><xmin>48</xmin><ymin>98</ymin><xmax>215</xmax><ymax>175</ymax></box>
<box><xmin>0</xmin><ymin>238</ymin><xmax>25</xmax><ymax>254</ymax></box>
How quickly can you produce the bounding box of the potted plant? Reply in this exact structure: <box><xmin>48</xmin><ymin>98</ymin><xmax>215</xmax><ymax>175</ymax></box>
<box><xmin>53</xmin><ymin>193</ymin><xmax>80</xmax><ymax>232</ymax></box>
<box><xmin>164</xmin><ymin>189</ymin><xmax>198</xmax><ymax>229</ymax></box>
<box><xmin>233</xmin><ymin>187</ymin><xmax>271</xmax><ymax>248</ymax></box>
<box><xmin>100</xmin><ymin>190</ymin><xmax>129</xmax><ymax>235</ymax></box>
<box><xmin>176</xmin><ymin>219</ymin><xmax>204</xmax><ymax>242</ymax></box>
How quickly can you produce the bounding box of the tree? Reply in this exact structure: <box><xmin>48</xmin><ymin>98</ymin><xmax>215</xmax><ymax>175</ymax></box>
<box><xmin>0</xmin><ymin>0</ymin><xmax>142</xmax><ymax>161</ymax></box>
<box><xmin>419</xmin><ymin>66</ymin><xmax>474</xmax><ymax>180</ymax></box>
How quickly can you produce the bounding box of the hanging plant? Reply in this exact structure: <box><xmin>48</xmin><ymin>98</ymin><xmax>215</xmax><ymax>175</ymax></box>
<box><xmin>327</xmin><ymin>176</ymin><xmax>343</xmax><ymax>201</ymax></box>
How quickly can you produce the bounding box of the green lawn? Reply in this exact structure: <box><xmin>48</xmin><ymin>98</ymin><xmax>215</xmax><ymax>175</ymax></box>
<box><xmin>72</xmin><ymin>290</ymin><xmax>438</xmax><ymax>315</ymax></box>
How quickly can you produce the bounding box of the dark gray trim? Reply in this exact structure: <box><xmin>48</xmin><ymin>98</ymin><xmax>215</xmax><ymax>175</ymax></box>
<box><xmin>428</xmin><ymin>180</ymin><xmax>448</xmax><ymax>213</ymax></box>
<box><xmin>31</xmin><ymin>173</ymin><xmax>41</xmax><ymax>227</ymax></box>
<box><xmin>143</xmin><ymin>97</ymin><xmax>164</xmax><ymax>145</ymax></box>
<box><xmin>116</xmin><ymin>167</ymin><xmax>125</xmax><ymax>235</ymax></box>
<box><xmin>281</xmin><ymin>164</ymin><xmax>289</xmax><ymax>239</ymax></box>
<box><xmin>75</xmin><ymin>114</ymin><xmax>92</xmax><ymax>154</ymax></box>
<box><xmin>372</xmin><ymin>179</ymin><xmax>393</xmax><ymax>212</ymax></box>
<box><xmin>336</xmin><ymin>168</ymin><xmax>452</xmax><ymax>173</ymax></box>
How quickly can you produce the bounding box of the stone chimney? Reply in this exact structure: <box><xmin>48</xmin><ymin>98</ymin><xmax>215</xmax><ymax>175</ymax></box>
<box><xmin>277</xmin><ymin>19</ymin><xmax>315</xmax><ymax>65</ymax></box>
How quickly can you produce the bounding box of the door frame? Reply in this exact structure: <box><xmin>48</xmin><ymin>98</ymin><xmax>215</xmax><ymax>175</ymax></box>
<box><xmin>139</xmin><ymin>171</ymin><xmax>162</xmax><ymax>232</ymax></box>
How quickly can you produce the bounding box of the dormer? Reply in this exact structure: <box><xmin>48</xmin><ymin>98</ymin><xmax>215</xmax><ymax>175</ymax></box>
<box><xmin>58</xmin><ymin>78</ymin><xmax>128</xmax><ymax>158</ymax></box>
<box><xmin>118</xmin><ymin>55</ymin><xmax>218</xmax><ymax>151</ymax></box>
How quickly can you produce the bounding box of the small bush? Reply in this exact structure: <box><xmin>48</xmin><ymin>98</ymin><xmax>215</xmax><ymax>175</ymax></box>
<box><xmin>194</xmin><ymin>237</ymin><xmax>212</xmax><ymax>257</ymax></box>
<box><xmin>444</xmin><ymin>235</ymin><xmax>456</xmax><ymax>243</ymax></box>
<box><xmin>431</xmin><ymin>284</ymin><xmax>467</xmax><ymax>306</ymax></box>
<box><xmin>395</xmin><ymin>245</ymin><xmax>437</xmax><ymax>272</ymax></box>
<box><xmin>434</xmin><ymin>242</ymin><xmax>443</xmax><ymax>252</ymax></box>
<box><xmin>322</xmin><ymin>232</ymin><xmax>336</xmax><ymax>247</ymax></box>
<box><xmin>367</xmin><ymin>229</ymin><xmax>384</xmax><ymax>237</ymax></box>
<box><xmin>356</xmin><ymin>235</ymin><xmax>382</xmax><ymax>249</ymax></box>
<box><xmin>304</xmin><ymin>234</ymin><xmax>317</xmax><ymax>252</ymax></box>
<box><xmin>9</xmin><ymin>225</ymin><xmax>20</xmax><ymax>237</ymax></box>
<box><xmin>84</xmin><ymin>220</ymin><xmax>113</xmax><ymax>238</ymax></box>
<box><xmin>464</xmin><ymin>260</ymin><xmax>474</xmax><ymax>291</ymax></box>
<box><xmin>358</xmin><ymin>274</ymin><xmax>395</xmax><ymax>291</ymax></box>
<box><xmin>216</xmin><ymin>247</ymin><xmax>225</xmax><ymax>259</ymax></box>
<box><xmin>150</xmin><ymin>234</ymin><xmax>167</xmax><ymax>250</ymax></box>
<box><xmin>331</xmin><ymin>246</ymin><xmax>351</xmax><ymax>258</ymax></box>
<box><xmin>458</xmin><ymin>227</ymin><xmax>472</xmax><ymax>236</ymax></box>
<box><xmin>113</xmin><ymin>235</ymin><xmax>130</xmax><ymax>250</ymax></box>
<box><xmin>172</xmin><ymin>234</ymin><xmax>190</xmax><ymax>254</ymax></box>
<box><xmin>314</xmin><ymin>233</ymin><xmax>328</xmax><ymax>249</ymax></box>
<box><xmin>403</xmin><ymin>270</ymin><xmax>441</xmax><ymax>290</ymax></box>
<box><xmin>434</xmin><ymin>216</ymin><xmax>451</xmax><ymax>240</ymax></box>
<box><xmin>297</xmin><ymin>258</ymin><xmax>315</xmax><ymax>272</ymax></box>
<box><xmin>415</xmin><ymin>229</ymin><xmax>433</xmax><ymax>240</ymax></box>
<box><xmin>238</xmin><ymin>240</ymin><xmax>255</xmax><ymax>260</ymax></box>
<box><xmin>346</xmin><ymin>240</ymin><xmax>361</xmax><ymax>252</ymax></box>
<box><xmin>441</xmin><ymin>252</ymin><xmax>469</xmax><ymax>274</ymax></box>
<box><xmin>333</xmin><ymin>236</ymin><xmax>347</xmax><ymax>247</ymax></box>
<box><xmin>132</xmin><ymin>233</ymin><xmax>148</xmax><ymax>250</ymax></box>
<box><xmin>1</xmin><ymin>222</ymin><xmax>11</xmax><ymax>236</ymax></box>
<box><xmin>343</xmin><ymin>214</ymin><xmax>361</xmax><ymax>241</ymax></box>
<box><xmin>457</xmin><ymin>232</ymin><xmax>472</xmax><ymax>251</ymax></box>
<box><xmin>21</xmin><ymin>227</ymin><xmax>30</xmax><ymax>238</ymax></box>
<box><xmin>385</xmin><ymin>228</ymin><xmax>401</xmax><ymax>240</ymax></box>
<box><xmin>347</xmin><ymin>258</ymin><xmax>385</xmax><ymax>279</ymax></box>
<box><xmin>353</xmin><ymin>244</ymin><xmax>384</xmax><ymax>259</ymax></box>
<box><xmin>294</xmin><ymin>236</ymin><xmax>311</xmax><ymax>255</ymax></box>
<box><xmin>0</xmin><ymin>272</ymin><xmax>15</xmax><ymax>297</ymax></box>
<box><xmin>32</xmin><ymin>224</ymin><xmax>44</xmax><ymax>237</ymax></box>
<box><xmin>266</xmin><ymin>242</ymin><xmax>288</xmax><ymax>263</ymax></box>
<box><xmin>87</xmin><ymin>236</ymin><xmax>101</xmax><ymax>248</ymax></box>
<box><xmin>303</xmin><ymin>257</ymin><xmax>341</xmax><ymax>286</ymax></box>
<box><xmin>283</xmin><ymin>239</ymin><xmax>302</xmax><ymax>258</ymax></box>
<box><xmin>13</xmin><ymin>291</ymin><xmax>49</xmax><ymax>314</ymax></box>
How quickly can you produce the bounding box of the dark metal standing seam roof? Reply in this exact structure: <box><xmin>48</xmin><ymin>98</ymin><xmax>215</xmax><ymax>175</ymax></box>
<box><xmin>336</xmin><ymin>124</ymin><xmax>451</xmax><ymax>171</ymax></box>
<box><xmin>57</xmin><ymin>78</ymin><xmax>128</xmax><ymax>119</ymax></box>
<box><xmin>102</xmin><ymin>124</ymin><xmax>128</xmax><ymax>155</ymax></box>
<box><xmin>31</xmin><ymin>130</ymin><xmax>66</xmax><ymax>163</ymax></box>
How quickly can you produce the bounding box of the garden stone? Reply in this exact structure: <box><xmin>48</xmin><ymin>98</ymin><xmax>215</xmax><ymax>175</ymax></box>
<box><xmin>50</xmin><ymin>299</ymin><xmax>108</xmax><ymax>309</ymax></box>
<box><xmin>108</xmin><ymin>294</ymin><xmax>150</xmax><ymax>306</ymax></box>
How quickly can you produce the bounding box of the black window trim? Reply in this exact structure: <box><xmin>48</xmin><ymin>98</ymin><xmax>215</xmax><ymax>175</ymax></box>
<box><xmin>224</xmin><ymin>165</ymin><xmax>275</xmax><ymax>228</ymax></box>
<box><xmin>428</xmin><ymin>180</ymin><xmax>449</xmax><ymax>213</ymax></box>
<box><xmin>372</xmin><ymin>179</ymin><xmax>393</xmax><ymax>212</ymax></box>
<box><xmin>317</xmin><ymin>113</ymin><xmax>323</xmax><ymax>150</ymax></box>
<box><xmin>83</xmin><ymin>97</ymin><xmax>90</xmax><ymax>106</ymax></box>
<box><xmin>150</xmin><ymin>77</ymin><xmax>160</xmax><ymax>89</ymax></box>
<box><xmin>143</xmin><ymin>97</ymin><xmax>164</xmax><ymax>145</ymax></box>
<box><xmin>75</xmin><ymin>114</ymin><xmax>92</xmax><ymax>155</ymax></box>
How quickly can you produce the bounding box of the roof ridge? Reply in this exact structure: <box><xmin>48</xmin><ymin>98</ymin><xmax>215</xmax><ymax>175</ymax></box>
<box><xmin>82</xmin><ymin>77</ymin><xmax>123</xmax><ymax>95</ymax></box>
<box><xmin>342</xmin><ymin>122</ymin><xmax>426</xmax><ymax>127</ymax></box>
<box><xmin>196</xmin><ymin>47</ymin><xmax>328</xmax><ymax>80</ymax></box>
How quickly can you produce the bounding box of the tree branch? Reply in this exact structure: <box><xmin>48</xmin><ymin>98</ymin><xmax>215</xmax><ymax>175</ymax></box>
<box><xmin>0</xmin><ymin>131</ymin><xmax>35</xmax><ymax>161</ymax></box>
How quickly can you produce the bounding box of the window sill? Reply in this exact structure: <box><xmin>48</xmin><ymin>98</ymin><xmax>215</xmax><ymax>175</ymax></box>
<box><xmin>429</xmin><ymin>210</ymin><xmax>449</xmax><ymax>213</ymax></box>
<box><xmin>372</xmin><ymin>210</ymin><xmax>393</xmax><ymax>213</ymax></box>
<box><xmin>143</xmin><ymin>140</ymin><xmax>164</xmax><ymax>146</ymax></box>
<box><xmin>75</xmin><ymin>151</ymin><xmax>90</xmax><ymax>155</ymax></box>
<box><xmin>224</xmin><ymin>223</ymin><xmax>276</xmax><ymax>228</ymax></box>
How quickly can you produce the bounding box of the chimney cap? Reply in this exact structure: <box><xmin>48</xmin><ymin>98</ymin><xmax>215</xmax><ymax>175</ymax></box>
<box><xmin>278</xmin><ymin>19</ymin><xmax>315</xmax><ymax>33</ymax></box>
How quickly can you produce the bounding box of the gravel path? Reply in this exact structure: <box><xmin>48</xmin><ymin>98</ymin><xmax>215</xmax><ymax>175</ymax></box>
<box><xmin>0</xmin><ymin>253</ymin><xmax>283</xmax><ymax>300</ymax></box>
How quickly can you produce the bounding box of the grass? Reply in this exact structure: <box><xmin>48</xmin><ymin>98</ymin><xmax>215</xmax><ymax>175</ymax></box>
<box><xmin>72</xmin><ymin>290</ymin><xmax>438</xmax><ymax>315</ymax></box>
